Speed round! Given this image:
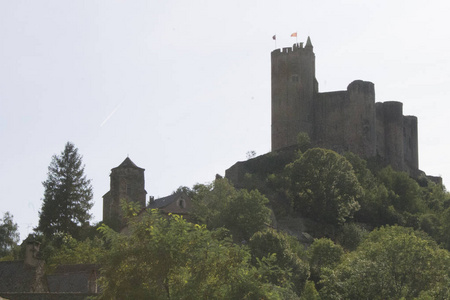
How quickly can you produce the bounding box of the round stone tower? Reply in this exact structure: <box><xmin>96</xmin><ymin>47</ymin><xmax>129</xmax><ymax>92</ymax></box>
<box><xmin>345</xmin><ymin>80</ymin><xmax>377</xmax><ymax>158</ymax></box>
<box><xmin>382</xmin><ymin>101</ymin><xmax>405</xmax><ymax>171</ymax></box>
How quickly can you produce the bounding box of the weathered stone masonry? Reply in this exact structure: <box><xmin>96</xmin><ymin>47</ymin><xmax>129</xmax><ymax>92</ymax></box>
<box><xmin>103</xmin><ymin>157</ymin><xmax>147</xmax><ymax>230</ymax></box>
<box><xmin>272</xmin><ymin>37</ymin><xmax>419</xmax><ymax>174</ymax></box>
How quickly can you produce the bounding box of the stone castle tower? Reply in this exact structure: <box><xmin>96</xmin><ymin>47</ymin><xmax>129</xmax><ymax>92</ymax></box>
<box><xmin>102</xmin><ymin>157</ymin><xmax>147</xmax><ymax>230</ymax></box>
<box><xmin>271</xmin><ymin>37</ymin><xmax>418</xmax><ymax>174</ymax></box>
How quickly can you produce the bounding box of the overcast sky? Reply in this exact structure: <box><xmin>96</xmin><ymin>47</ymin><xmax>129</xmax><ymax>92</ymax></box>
<box><xmin>1</xmin><ymin>0</ymin><xmax>450</xmax><ymax>241</ymax></box>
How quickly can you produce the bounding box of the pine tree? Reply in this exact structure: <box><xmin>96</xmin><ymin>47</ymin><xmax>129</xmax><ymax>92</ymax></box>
<box><xmin>37</xmin><ymin>142</ymin><xmax>93</xmax><ymax>239</ymax></box>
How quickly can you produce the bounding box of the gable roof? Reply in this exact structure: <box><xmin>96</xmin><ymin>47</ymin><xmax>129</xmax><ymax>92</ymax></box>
<box><xmin>148</xmin><ymin>193</ymin><xmax>181</xmax><ymax>209</ymax></box>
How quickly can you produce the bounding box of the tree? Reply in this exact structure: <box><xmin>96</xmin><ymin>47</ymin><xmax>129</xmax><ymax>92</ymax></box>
<box><xmin>307</xmin><ymin>238</ymin><xmax>343</xmax><ymax>284</ymax></box>
<box><xmin>97</xmin><ymin>208</ymin><xmax>292</xmax><ymax>299</ymax></box>
<box><xmin>46</xmin><ymin>234</ymin><xmax>105</xmax><ymax>271</ymax></box>
<box><xmin>320</xmin><ymin>226</ymin><xmax>450</xmax><ymax>299</ymax></box>
<box><xmin>249</xmin><ymin>229</ymin><xmax>310</xmax><ymax>295</ymax></box>
<box><xmin>36</xmin><ymin>142</ymin><xmax>93</xmax><ymax>239</ymax></box>
<box><xmin>296</xmin><ymin>132</ymin><xmax>311</xmax><ymax>153</ymax></box>
<box><xmin>192</xmin><ymin>178</ymin><xmax>272</xmax><ymax>241</ymax></box>
<box><xmin>286</xmin><ymin>148</ymin><xmax>362</xmax><ymax>225</ymax></box>
<box><xmin>0</xmin><ymin>212</ymin><xmax>20</xmax><ymax>258</ymax></box>
<box><xmin>377</xmin><ymin>166</ymin><xmax>424</xmax><ymax>214</ymax></box>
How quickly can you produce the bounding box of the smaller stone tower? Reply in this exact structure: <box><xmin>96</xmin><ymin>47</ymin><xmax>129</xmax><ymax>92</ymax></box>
<box><xmin>103</xmin><ymin>157</ymin><xmax>147</xmax><ymax>230</ymax></box>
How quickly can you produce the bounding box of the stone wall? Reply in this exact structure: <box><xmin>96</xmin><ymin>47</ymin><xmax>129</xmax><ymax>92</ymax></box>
<box><xmin>271</xmin><ymin>38</ymin><xmax>419</xmax><ymax>174</ymax></box>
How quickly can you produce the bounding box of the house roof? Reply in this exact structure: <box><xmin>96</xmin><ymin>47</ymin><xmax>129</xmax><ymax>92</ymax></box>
<box><xmin>112</xmin><ymin>157</ymin><xmax>145</xmax><ymax>171</ymax></box>
<box><xmin>147</xmin><ymin>193</ymin><xmax>180</xmax><ymax>209</ymax></box>
<box><xmin>47</xmin><ymin>264</ymin><xmax>99</xmax><ymax>293</ymax></box>
<box><xmin>0</xmin><ymin>261</ymin><xmax>42</xmax><ymax>293</ymax></box>
<box><xmin>53</xmin><ymin>264</ymin><xmax>99</xmax><ymax>274</ymax></box>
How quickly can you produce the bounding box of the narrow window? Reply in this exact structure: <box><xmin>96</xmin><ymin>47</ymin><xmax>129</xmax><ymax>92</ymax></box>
<box><xmin>178</xmin><ymin>199</ymin><xmax>185</xmax><ymax>208</ymax></box>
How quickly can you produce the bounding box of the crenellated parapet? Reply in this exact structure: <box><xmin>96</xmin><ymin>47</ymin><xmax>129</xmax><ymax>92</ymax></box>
<box><xmin>271</xmin><ymin>37</ymin><xmax>419</xmax><ymax>174</ymax></box>
<box><xmin>271</xmin><ymin>38</ymin><xmax>317</xmax><ymax>151</ymax></box>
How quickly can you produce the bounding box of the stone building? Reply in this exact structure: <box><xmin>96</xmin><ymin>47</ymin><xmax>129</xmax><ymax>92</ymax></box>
<box><xmin>147</xmin><ymin>192</ymin><xmax>191</xmax><ymax>219</ymax></box>
<box><xmin>272</xmin><ymin>37</ymin><xmax>418</xmax><ymax>174</ymax></box>
<box><xmin>103</xmin><ymin>158</ymin><xmax>192</xmax><ymax>230</ymax></box>
<box><xmin>102</xmin><ymin>157</ymin><xmax>147</xmax><ymax>230</ymax></box>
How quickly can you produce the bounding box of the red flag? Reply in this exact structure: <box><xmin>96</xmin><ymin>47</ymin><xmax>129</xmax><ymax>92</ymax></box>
<box><xmin>272</xmin><ymin>35</ymin><xmax>276</xmax><ymax>40</ymax></box>
<box><xmin>291</xmin><ymin>32</ymin><xmax>297</xmax><ymax>37</ymax></box>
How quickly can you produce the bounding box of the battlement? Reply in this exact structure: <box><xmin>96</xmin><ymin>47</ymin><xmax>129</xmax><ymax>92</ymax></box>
<box><xmin>272</xmin><ymin>37</ymin><xmax>419</xmax><ymax>174</ymax></box>
<box><xmin>271</xmin><ymin>42</ymin><xmax>313</xmax><ymax>57</ymax></box>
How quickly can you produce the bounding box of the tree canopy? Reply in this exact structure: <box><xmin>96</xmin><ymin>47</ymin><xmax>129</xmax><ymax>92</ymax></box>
<box><xmin>191</xmin><ymin>178</ymin><xmax>272</xmax><ymax>241</ymax></box>
<box><xmin>285</xmin><ymin>148</ymin><xmax>362</xmax><ymax>225</ymax></box>
<box><xmin>320</xmin><ymin>226</ymin><xmax>450</xmax><ymax>299</ymax></box>
<box><xmin>36</xmin><ymin>142</ymin><xmax>93</xmax><ymax>239</ymax></box>
<box><xmin>0</xmin><ymin>212</ymin><xmax>19</xmax><ymax>259</ymax></box>
<box><xmin>97</xmin><ymin>209</ymin><xmax>294</xmax><ymax>299</ymax></box>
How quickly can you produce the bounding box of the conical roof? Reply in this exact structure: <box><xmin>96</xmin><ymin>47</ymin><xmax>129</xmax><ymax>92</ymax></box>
<box><xmin>112</xmin><ymin>157</ymin><xmax>145</xmax><ymax>171</ymax></box>
<box><xmin>305</xmin><ymin>36</ymin><xmax>313</xmax><ymax>48</ymax></box>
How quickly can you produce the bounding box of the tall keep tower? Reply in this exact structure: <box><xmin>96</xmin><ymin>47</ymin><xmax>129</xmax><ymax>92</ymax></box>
<box><xmin>271</xmin><ymin>36</ymin><xmax>318</xmax><ymax>151</ymax></box>
<box><xmin>103</xmin><ymin>157</ymin><xmax>147</xmax><ymax>230</ymax></box>
<box><xmin>270</xmin><ymin>37</ymin><xmax>419</xmax><ymax>175</ymax></box>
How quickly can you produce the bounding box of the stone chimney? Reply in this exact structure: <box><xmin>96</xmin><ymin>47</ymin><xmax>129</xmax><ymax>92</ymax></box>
<box><xmin>25</xmin><ymin>241</ymin><xmax>41</xmax><ymax>267</ymax></box>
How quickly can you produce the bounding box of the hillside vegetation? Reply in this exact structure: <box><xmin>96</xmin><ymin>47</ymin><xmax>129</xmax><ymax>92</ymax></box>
<box><xmin>3</xmin><ymin>143</ymin><xmax>450</xmax><ymax>299</ymax></box>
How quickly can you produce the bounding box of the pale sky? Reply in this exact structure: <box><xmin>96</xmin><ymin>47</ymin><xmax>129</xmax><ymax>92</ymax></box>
<box><xmin>1</xmin><ymin>0</ymin><xmax>450</xmax><ymax>241</ymax></box>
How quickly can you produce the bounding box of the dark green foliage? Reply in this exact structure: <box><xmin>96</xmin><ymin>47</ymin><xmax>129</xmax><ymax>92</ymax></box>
<box><xmin>335</xmin><ymin>223</ymin><xmax>368</xmax><ymax>251</ymax></box>
<box><xmin>300</xmin><ymin>281</ymin><xmax>320</xmax><ymax>300</ymax></box>
<box><xmin>307</xmin><ymin>238</ymin><xmax>343</xmax><ymax>284</ymax></box>
<box><xmin>377</xmin><ymin>166</ymin><xmax>424</xmax><ymax>213</ymax></box>
<box><xmin>37</xmin><ymin>142</ymin><xmax>93</xmax><ymax>239</ymax></box>
<box><xmin>249</xmin><ymin>229</ymin><xmax>310</xmax><ymax>295</ymax></box>
<box><xmin>296</xmin><ymin>132</ymin><xmax>311</xmax><ymax>153</ymax></box>
<box><xmin>97</xmin><ymin>209</ymin><xmax>293</xmax><ymax>299</ymax></box>
<box><xmin>46</xmin><ymin>234</ymin><xmax>105</xmax><ymax>272</ymax></box>
<box><xmin>420</xmin><ymin>179</ymin><xmax>449</xmax><ymax>211</ymax></box>
<box><xmin>320</xmin><ymin>226</ymin><xmax>450</xmax><ymax>299</ymax></box>
<box><xmin>0</xmin><ymin>212</ymin><xmax>19</xmax><ymax>259</ymax></box>
<box><xmin>286</xmin><ymin>148</ymin><xmax>362</xmax><ymax>225</ymax></box>
<box><xmin>440</xmin><ymin>207</ymin><xmax>450</xmax><ymax>250</ymax></box>
<box><xmin>192</xmin><ymin>178</ymin><xmax>272</xmax><ymax>241</ymax></box>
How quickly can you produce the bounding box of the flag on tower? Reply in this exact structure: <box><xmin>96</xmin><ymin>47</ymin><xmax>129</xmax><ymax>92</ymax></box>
<box><xmin>272</xmin><ymin>35</ymin><xmax>276</xmax><ymax>40</ymax></box>
<box><xmin>291</xmin><ymin>32</ymin><xmax>297</xmax><ymax>37</ymax></box>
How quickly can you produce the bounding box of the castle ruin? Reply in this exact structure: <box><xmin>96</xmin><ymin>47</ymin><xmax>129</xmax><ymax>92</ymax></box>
<box><xmin>272</xmin><ymin>37</ymin><xmax>418</xmax><ymax>174</ymax></box>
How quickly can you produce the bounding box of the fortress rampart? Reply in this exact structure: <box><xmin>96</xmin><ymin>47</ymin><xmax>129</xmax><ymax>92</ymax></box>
<box><xmin>271</xmin><ymin>37</ymin><xmax>418</xmax><ymax>174</ymax></box>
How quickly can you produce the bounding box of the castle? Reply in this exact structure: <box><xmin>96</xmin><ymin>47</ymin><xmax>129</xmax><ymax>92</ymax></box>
<box><xmin>104</xmin><ymin>38</ymin><xmax>428</xmax><ymax>228</ymax></box>
<box><xmin>272</xmin><ymin>37</ymin><xmax>418</xmax><ymax>174</ymax></box>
